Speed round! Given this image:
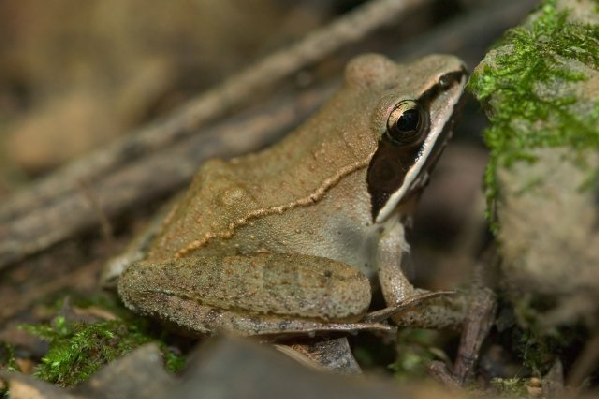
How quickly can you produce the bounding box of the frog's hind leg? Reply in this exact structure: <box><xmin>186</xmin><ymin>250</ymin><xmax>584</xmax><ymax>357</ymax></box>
<box><xmin>102</xmin><ymin>194</ymin><xmax>184</xmax><ymax>287</ymax></box>
<box><xmin>117</xmin><ymin>253</ymin><xmax>395</xmax><ymax>338</ymax></box>
<box><xmin>117</xmin><ymin>286</ymin><xmax>394</xmax><ymax>338</ymax></box>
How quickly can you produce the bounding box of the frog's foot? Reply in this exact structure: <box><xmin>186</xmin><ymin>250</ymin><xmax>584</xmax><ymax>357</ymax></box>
<box><xmin>423</xmin><ymin>287</ymin><xmax>496</xmax><ymax>387</ymax></box>
<box><xmin>371</xmin><ymin>287</ymin><xmax>496</xmax><ymax>387</ymax></box>
<box><xmin>427</xmin><ymin>360</ymin><xmax>463</xmax><ymax>389</ymax></box>
<box><xmin>362</xmin><ymin>290</ymin><xmax>463</xmax><ymax>326</ymax></box>
<box><xmin>452</xmin><ymin>286</ymin><xmax>496</xmax><ymax>385</ymax></box>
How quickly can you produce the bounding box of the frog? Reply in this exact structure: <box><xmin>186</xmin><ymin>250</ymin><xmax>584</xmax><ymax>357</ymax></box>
<box><xmin>104</xmin><ymin>53</ymin><xmax>469</xmax><ymax>338</ymax></box>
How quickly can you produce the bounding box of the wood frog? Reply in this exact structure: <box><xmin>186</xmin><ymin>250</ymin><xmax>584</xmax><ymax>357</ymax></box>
<box><xmin>104</xmin><ymin>54</ymin><xmax>468</xmax><ymax>337</ymax></box>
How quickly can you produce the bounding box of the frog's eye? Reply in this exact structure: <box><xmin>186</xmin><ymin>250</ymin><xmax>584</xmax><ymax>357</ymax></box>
<box><xmin>385</xmin><ymin>100</ymin><xmax>428</xmax><ymax>145</ymax></box>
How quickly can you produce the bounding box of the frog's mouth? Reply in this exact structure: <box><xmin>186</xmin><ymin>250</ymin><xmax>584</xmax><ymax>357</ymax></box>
<box><xmin>368</xmin><ymin>68</ymin><xmax>467</xmax><ymax>224</ymax></box>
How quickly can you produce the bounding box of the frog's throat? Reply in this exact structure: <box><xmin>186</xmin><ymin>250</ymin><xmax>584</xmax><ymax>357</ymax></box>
<box><xmin>174</xmin><ymin>157</ymin><xmax>372</xmax><ymax>258</ymax></box>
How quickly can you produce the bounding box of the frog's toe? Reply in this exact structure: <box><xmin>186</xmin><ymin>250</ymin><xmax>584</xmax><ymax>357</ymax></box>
<box><xmin>362</xmin><ymin>290</ymin><xmax>466</xmax><ymax>327</ymax></box>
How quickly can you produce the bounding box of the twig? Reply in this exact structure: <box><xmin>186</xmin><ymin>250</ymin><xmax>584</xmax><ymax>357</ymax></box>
<box><xmin>0</xmin><ymin>261</ymin><xmax>100</xmax><ymax>321</ymax></box>
<box><xmin>0</xmin><ymin>0</ymin><xmax>431</xmax><ymax>224</ymax></box>
<box><xmin>76</xmin><ymin>180</ymin><xmax>114</xmax><ymax>242</ymax></box>
<box><xmin>390</xmin><ymin>0</ymin><xmax>538</xmax><ymax>65</ymax></box>
<box><xmin>0</xmin><ymin>89</ymin><xmax>328</xmax><ymax>269</ymax></box>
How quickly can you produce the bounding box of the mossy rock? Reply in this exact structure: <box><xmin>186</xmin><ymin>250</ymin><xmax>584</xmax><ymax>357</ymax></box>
<box><xmin>468</xmin><ymin>0</ymin><xmax>599</xmax><ymax>328</ymax></box>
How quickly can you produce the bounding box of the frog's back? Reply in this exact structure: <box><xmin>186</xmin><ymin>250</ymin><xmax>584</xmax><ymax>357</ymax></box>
<box><xmin>146</xmin><ymin>54</ymin><xmax>407</xmax><ymax>261</ymax></box>
<box><xmin>148</xmin><ymin>105</ymin><xmax>377</xmax><ymax>260</ymax></box>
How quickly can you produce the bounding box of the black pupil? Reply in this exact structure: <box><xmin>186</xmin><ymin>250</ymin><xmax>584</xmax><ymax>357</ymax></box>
<box><xmin>396</xmin><ymin>108</ymin><xmax>420</xmax><ymax>133</ymax></box>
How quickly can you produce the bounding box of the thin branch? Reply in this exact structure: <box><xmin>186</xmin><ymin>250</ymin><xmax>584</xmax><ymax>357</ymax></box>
<box><xmin>0</xmin><ymin>0</ymin><xmax>431</xmax><ymax>223</ymax></box>
<box><xmin>0</xmin><ymin>89</ymin><xmax>329</xmax><ymax>268</ymax></box>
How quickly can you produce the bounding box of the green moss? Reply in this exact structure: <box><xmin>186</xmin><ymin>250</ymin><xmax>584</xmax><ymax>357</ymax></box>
<box><xmin>22</xmin><ymin>313</ymin><xmax>186</xmax><ymax>387</ymax></box>
<box><xmin>489</xmin><ymin>377</ymin><xmax>529</xmax><ymax>398</ymax></box>
<box><xmin>514</xmin><ymin>327</ymin><xmax>559</xmax><ymax>373</ymax></box>
<box><xmin>0</xmin><ymin>342</ymin><xmax>17</xmax><ymax>397</ymax></box>
<box><xmin>0</xmin><ymin>342</ymin><xmax>17</xmax><ymax>372</ymax></box>
<box><xmin>468</xmin><ymin>0</ymin><xmax>599</xmax><ymax>230</ymax></box>
<box><xmin>23</xmin><ymin>316</ymin><xmax>142</xmax><ymax>386</ymax></box>
<box><xmin>390</xmin><ymin>328</ymin><xmax>446</xmax><ymax>381</ymax></box>
<box><xmin>163</xmin><ymin>347</ymin><xmax>187</xmax><ymax>373</ymax></box>
<box><xmin>506</xmin><ymin>294</ymin><xmax>585</xmax><ymax>374</ymax></box>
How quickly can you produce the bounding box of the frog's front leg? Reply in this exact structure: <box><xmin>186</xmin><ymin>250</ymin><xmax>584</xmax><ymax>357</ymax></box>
<box><xmin>377</xmin><ymin>221</ymin><xmax>468</xmax><ymax>327</ymax></box>
<box><xmin>377</xmin><ymin>221</ymin><xmax>497</xmax><ymax>385</ymax></box>
<box><xmin>117</xmin><ymin>252</ymin><xmax>394</xmax><ymax>337</ymax></box>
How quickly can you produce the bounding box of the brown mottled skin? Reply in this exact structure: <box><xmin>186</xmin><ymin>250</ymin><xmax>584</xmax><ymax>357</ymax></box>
<box><xmin>113</xmin><ymin>54</ymin><xmax>468</xmax><ymax>337</ymax></box>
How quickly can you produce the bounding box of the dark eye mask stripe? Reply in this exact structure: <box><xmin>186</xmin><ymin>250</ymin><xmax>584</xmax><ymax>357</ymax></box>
<box><xmin>366</xmin><ymin>68</ymin><xmax>466</xmax><ymax>221</ymax></box>
<box><xmin>418</xmin><ymin>69</ymin><xmax>467</xmax><ymax>107</ymax></box>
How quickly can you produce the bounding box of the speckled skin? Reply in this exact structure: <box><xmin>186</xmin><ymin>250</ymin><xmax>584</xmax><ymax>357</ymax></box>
<box><xmin>115</xmin><ymin>54</ymin><xmax>468</xmax><ymax>337</ymax></box>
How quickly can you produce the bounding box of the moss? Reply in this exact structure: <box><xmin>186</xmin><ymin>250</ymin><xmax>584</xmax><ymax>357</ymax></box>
<box><xmin>489</xmin><ymin>377</ymin><xmax>529</xmax><ymax>398</ymax></box>
<box><xmin>390</xmin><ymin>328</ymin><xmax>446</xmax><ymax>381</ymax></box>
<box><xmin>163</xmin><ymin>347</ymin><xmax>186</xmax><ymax>373</ymax></box>
<box><xmin>514</xmin><ymin>327</ymin><xmax>560</xmax><ymax>374</ymax></box>
<box><xmin>505</xmin><ymin>294</ymin><xmax>586</xmax><ymax>374</ymax></box>
<box><xmin>22</xmin><ymin>312</ymin><xmax>186</xmax><ymax>387</ymax></box>
<box><xmin>0</xmin><ymin>342</ymin><xmax>17</xmax><ymax>398</ymax></box>
<box><xmin>0</xmin><ymin>342</ymin><xmax>17</xmax><ymax>372</ymax></box>
<box><xmin>468</xmin><ymin>0</ymin><xmax>599</xmax><ymax>230</ymax></box>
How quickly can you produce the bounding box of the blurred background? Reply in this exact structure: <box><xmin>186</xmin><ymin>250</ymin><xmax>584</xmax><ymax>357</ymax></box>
<box><xmin>0</xmin><ymin>0</ymin><xmax>530</xmax><ymax>282</ymax></box>
<box><xmin>0</xmin><ymin>0</ymin><xmax>541</xmax><ymax>385</ymax></box>
<box><xmin>0</xmin><ymin>0</ymin><xmax>505</xmax><ymax>181</ymax></box>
